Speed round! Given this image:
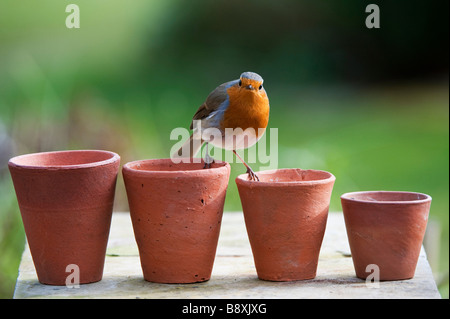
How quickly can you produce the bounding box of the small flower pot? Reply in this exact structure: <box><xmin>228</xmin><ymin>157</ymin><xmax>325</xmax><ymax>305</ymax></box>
<box><xmin>341</xmin><ymin>191</ymin><xmax>432</xmax><ymax>281</ymax></box>
<box><xmin>236</xmin><ymin>168</ymin><xmax>335</xmax><ymax>281</ymax></box>
<box><xmin>9</xmin><ymin>150</ymin><xmax>120</xmax><ymax>285</ymax></box>
<box><xmin>122</xmin><ymin>159</ymin><xmax>230</xmax><ymax>283</ymax></box>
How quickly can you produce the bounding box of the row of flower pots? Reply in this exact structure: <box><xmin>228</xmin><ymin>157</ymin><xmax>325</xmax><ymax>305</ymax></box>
<box><xmin>8</xmin><ymin>150</ymin><xmax>431</xmax><ymax>286</ymax></box>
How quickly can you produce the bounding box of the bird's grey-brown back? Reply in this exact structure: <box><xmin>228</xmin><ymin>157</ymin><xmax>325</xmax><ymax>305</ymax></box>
<box><xmin>190</xmin><ymin>79</ymin><xmax>238</xmax><ymax>130</ymax></box>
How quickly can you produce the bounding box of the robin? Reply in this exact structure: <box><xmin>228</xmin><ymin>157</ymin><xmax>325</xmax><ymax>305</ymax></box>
<box><xmin>175</xmin><ymin>71</ymin><xmax>270</xmax><ymax>181</ymax></box>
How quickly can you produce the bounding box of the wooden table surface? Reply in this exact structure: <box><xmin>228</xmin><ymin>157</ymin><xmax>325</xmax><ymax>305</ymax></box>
<box><xmin>14</xmin><ymin>212</ymin><xmax>441</xmax><ymax>299</ymax></box>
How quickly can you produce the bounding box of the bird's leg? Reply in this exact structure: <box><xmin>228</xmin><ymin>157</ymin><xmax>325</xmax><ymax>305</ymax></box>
<box><xmin>233</xmin><ymin>150</ymin><xmax>259</xmax><ymax>181</ymax></box>
<box><xmin>203</xmin><ymin>142</ymin><xmax>215</xmax><ymax>169</ymax></box>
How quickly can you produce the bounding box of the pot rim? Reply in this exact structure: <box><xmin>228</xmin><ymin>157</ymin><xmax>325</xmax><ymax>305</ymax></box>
<box><xmin>235</xmin><ymin>168</ymin><xmax>335</xmax><ymax>187</ymax></box>
<box><xmin>341</xmin><ymin>190</ymin><xmax>432</xmax><ymax>204</ymax></box>
<box><xmin>122</xmin><ymin>158</ymin><xmax>230</xmax><ymax>176</ymax></box>
<box><xmin>8</xmin><ymin>150</ymin><xmax>120</xmax><ymax>170</ymax></box>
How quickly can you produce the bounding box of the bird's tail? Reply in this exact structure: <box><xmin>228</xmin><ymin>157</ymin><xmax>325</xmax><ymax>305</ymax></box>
<box><xmin>175</xmin><ymin>134</ymin><xmax>204</xmax><ymax>159</ymax></box>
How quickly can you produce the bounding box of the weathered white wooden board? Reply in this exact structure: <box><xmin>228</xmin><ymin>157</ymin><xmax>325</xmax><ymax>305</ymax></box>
<box><xmin>14</xmin><ymin>212</ymin><xmax>441</xmax><ymax>299</ymax></box>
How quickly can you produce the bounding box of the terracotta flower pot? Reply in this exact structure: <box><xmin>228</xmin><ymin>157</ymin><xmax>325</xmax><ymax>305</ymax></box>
<box><xmin>236</xmin><ymin>168</ymin><xmax>335</xmax><ymax>281</ymax></box>
<box><xmin>9</xmin><ymin>150</ymin><xmax>120</xmax><ymax>285</ymax></box>
<box><xmin>341</xmin><ymin>191</ymin><xmax>432</xmax><ymax>281</ymax></box>
<box><xmin>122</xmin><ymin>158</ymin><xmax>230</xmax><ymax>283</ymax></box>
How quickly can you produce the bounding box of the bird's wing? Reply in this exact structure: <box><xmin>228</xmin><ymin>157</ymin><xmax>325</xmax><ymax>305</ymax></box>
<box><xmin>190</xmin><ymin>80</ymin><xmax>237</xmax><ymax>130</ymax></box>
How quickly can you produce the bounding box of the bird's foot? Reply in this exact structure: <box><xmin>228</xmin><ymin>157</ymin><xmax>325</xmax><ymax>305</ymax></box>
<box><xmin>203</xmin><ymin>154</ymin><xmax>215</xmax><ymax>169</ymax></box>
<box><xmin>246</xmin><ymin>167</ymin><xmax>260</xmax><ymax>181</ymax></box>
<box><xmin>203</xmin><ymin>162</ymin><xmax>212</xmax><ymax>169</ymax></box>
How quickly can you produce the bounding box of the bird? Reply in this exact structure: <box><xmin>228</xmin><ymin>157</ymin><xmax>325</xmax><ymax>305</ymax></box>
<box><xmin>175</xmin><ymin>71</ymin><xmax>270</xmax><ymax>181</ymax></box>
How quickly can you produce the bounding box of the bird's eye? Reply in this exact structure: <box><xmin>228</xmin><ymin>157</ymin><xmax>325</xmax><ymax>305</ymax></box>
<box><xmin>259</xmin><ymin>84</ymin><xmax>263</xmax><ymax>90</ymax></box>
<box><xmin>239</xmin><ymin>80</ymin><xmax>242</xmax><ymax>86</ymax></box>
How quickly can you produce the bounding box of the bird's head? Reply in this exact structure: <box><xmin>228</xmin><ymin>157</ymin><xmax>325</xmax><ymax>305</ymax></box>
<box><xmin>238</xmin><ymin>72</ymin><xmax>264</xmax><ymax>94</ymax></box>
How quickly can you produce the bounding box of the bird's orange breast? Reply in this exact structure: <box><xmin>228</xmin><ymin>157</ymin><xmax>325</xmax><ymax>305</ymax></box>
<box><xmin>221</xmin><ymin>86</ymin><xmax>270</xmax><ymax>136</ymax></box>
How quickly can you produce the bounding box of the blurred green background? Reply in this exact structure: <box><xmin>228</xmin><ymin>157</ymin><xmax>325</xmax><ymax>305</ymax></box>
<box><xmin>0</xmin><ymin>0</ymin><xmax>448</xmax><ymax>298</ymax></box>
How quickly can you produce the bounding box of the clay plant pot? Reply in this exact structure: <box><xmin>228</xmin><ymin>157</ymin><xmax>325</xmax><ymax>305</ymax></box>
<box><xmin>122</xmin><ymin>158</ymin><xmax>230</xmax><ymax>283</ymax></box>
<box><xmin>236</xmin><ymin>168</ymin><xmax>335</xmax><ymax>281</ymax></box>
<box><xmin>341</xmin><ymin>191</ymin><xmax>431</xmax><ymax>281</ymax></box>
<box><xmin>8</xmin><ymin>150</ymin><xmax>120</xmax><ymax>285</ymax></box>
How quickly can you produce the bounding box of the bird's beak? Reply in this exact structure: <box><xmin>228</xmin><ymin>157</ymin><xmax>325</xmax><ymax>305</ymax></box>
<box><xmin>245</xmin><ymin>84</ymin><xmax>254</xmax><ymax>90</ymax></box>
